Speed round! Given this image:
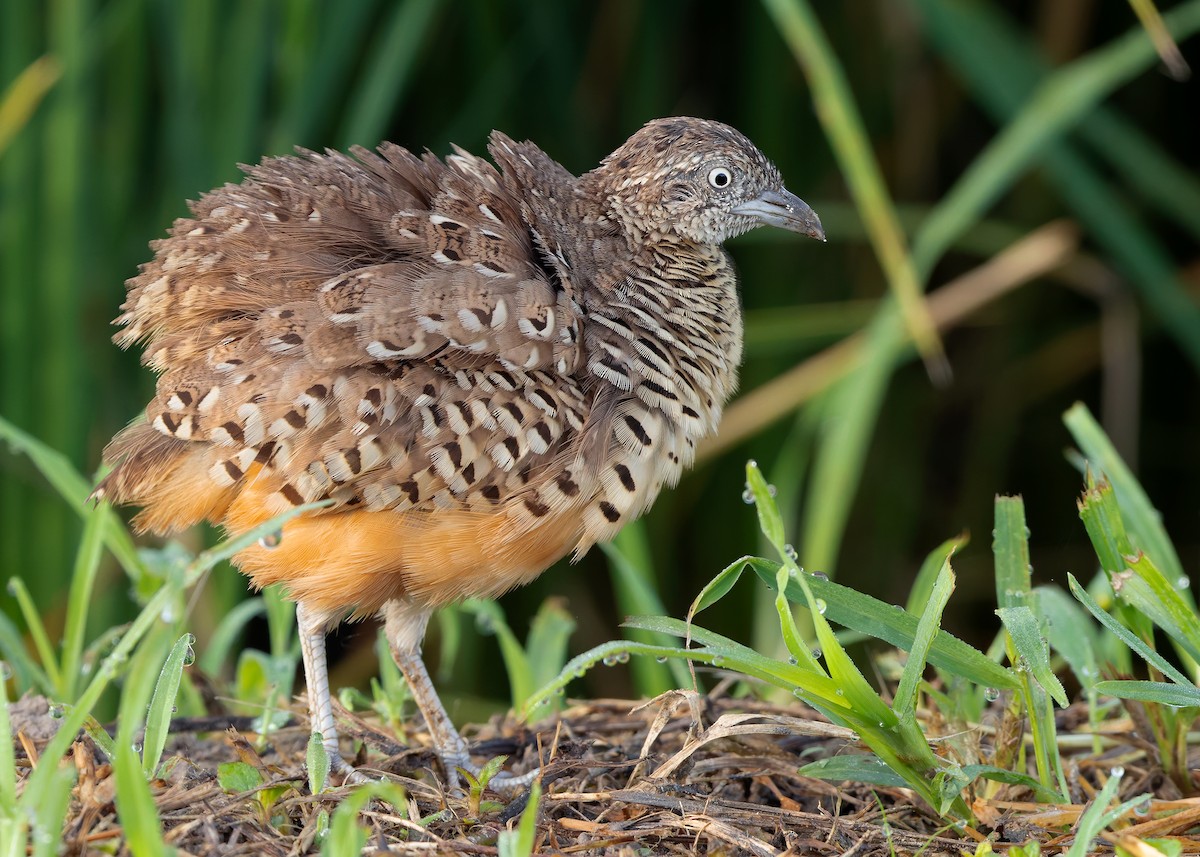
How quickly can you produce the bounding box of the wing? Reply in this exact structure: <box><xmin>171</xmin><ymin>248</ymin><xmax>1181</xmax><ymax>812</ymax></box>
<box><xmin>101</xmin><ymin>141</ymin><xmax>593</xmax><ymax>534</ymax></box>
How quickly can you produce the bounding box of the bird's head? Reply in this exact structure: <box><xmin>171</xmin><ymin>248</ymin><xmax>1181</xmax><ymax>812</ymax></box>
<box><xmin>591</xmin><ymin>117</ymin><xmax>825</xmax><ymax>246</ymax></box>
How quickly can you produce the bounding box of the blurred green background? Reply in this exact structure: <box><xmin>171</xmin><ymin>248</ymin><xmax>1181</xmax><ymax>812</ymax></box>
<box><xmin>2</xmin><ymin>0</ymin><xmax>1198</xmax><ymax>713</ymax></box>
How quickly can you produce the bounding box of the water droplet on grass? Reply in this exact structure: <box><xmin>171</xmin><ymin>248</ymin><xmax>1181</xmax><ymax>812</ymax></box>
<box><xmin>259</xmin><ymin>530</ymin><xmax>282</xmax><ymax>549</ymax></box>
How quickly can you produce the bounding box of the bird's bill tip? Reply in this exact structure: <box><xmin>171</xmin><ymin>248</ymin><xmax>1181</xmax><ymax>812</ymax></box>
<box><xmin>732</xmin><ymin>188</ymin><xmax>825</xmax><ymax>242</ymax></box>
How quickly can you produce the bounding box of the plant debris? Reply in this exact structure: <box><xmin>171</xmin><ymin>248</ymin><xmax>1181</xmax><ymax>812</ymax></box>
<box><xmin>10</xmin><ymin>686</ymin><xmax>1198</xmax><ymax>855</ymax></box>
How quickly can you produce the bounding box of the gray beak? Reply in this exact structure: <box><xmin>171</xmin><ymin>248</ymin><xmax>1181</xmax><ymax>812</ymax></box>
<box><xmin>731</xmin><ymin>188</ymin><xmax>825</xmax><ymax>241</ymax></box>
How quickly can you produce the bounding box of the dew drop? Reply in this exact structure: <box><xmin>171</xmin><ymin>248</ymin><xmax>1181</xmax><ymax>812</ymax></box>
<box><xmin>655</xmin><ymin>655</ymin><xmax>668</xmax><ymax>664</ymax></box>
<box><xmin>602</xmin><ymin>653</ymin><xmax>619</xmax><ymax>667</ymax></box>
<box><xmin>811</xmin><ymin>648</ymin><xmax>822</xmax><ymax>660</ymax></box>
<box><xmin>1110</xmin><ymin>765</ymin><xmax>1125</xmax><ymax>778</ymax></box>
<box><xmin>554</xmin><ymin>687</ymin><xmax>565</xmax><ymax>697</ymax></box>
<box><xmin>741</xmin><ymin>485</ymin><xmax>755</xmax><ymax>505</ymax></box>
<box><xmin>787</xmin><ymin>656</ymin><xmax>798</xmax><ymax>666</ymax></box>
<box><xmin>810</xmin><ymin>571</ymin><xmax>828</xmax><ymax>582</ymax></box>
<box><xmin>182</xmin><ymin>633</ymin><xmax>197</xmax><ymax>667</ymax></box>
<box><xmin>984</xmin><ymin>687</ymin><xmax>1000</xmax><ymax>702</ymax></box>
<box><xmin>815</xmin><ymin>598</ymin><xmax>827</xmax><ymax>615</ymax></box>
<box><xmin>49</xmin><ymin>704</ymin><xmax>64</xmax><ymax>719</ymax></box>
<box><xmin>783</xmin><ymin>544</ymin><xmax>798</xmax><ymax>561</ymax></box>
<box><xmin>615</xmin><ymin>651</ymin><xmax>630</xmax><ymax>664</ymax></box>
<box><xmin>160</xmin><ymin>603</ymin><xmax>177</xmax><ymax>623</ymax></box>
<box><xmin>0</xmin><ymin>661</ymin><xmax>11</xmax><ymax>681</ymax></box>
<box><xmin>1177</xmin><ymin>576</ymin><xmax>1191</xmax><ymax>590</ymax></box>
<box><xmin>131</xmin><ymin>742</ymin><xmax>142</xmax><ymax>754</ymax></box>
<box><xmin>5</xmin><ymin>580</ymin><xmax>16</xmax><ymax>597</ymax></box>
<box><xmin>258</xmin><ymin>530</ymin><xmax>282</xmax><ymax>549</ymax></box>
<box><xmin>792</xmin><ymin>688</ymin><xmax>804</xmax><ymax>698</ymax></box>
<box><xmin>711</xmin><ymin>655</ymin><xmax>725</xmax><ymax>666</ymax></box>
<box><xmin>767</xmin><ymin>484</ymin><xmax>778</xmax><ymax>498</ymax></box>
<box><xmin>835</xmin><ymin>688</ymin><xmax>844</xmax><ymax>697</ymax></box>
<box><xmin>1135</xmin><ymin>802</ymin><xmax>1150</xmax><ymax>817</ymax></box>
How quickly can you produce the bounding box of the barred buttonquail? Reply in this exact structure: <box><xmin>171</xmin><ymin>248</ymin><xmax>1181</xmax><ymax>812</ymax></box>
<box><xmin>95</xmin><ymin>116</ymin><xmax>824</xmax><ymax>789</ymax></box>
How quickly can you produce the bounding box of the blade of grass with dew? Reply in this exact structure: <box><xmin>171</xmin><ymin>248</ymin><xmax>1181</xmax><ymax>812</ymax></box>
<box><xmin>894</xmin><ymin>555</ymin><xmax>954</xmax><ymax>722</ymax></box>
<box><xmin>1076</xmin><ymin>474</ymin><xmax>1199</xmax><ymax>672</ymax></box>
<box><xmin>142</xmin><ymin>632</ymin><xmax>195</xmax><ymax>778</ymax></box>
<box><xmin>756</xmin><ymin>564</ymin><xmax>1016</xmax><ymax>689</ymax></box>
<box><xmin>800</xmin><ymin>754</ymin><xmax>908</xmax><ymax>788</ymax></box>
<box><xmin>1065</xmin><ymin>402</ymin><xmax>1187</xmax><ymax>588</ymax></box>
<box><xmin>1068</xmin><ymin>573</ymin><xmax>1192</xmax><ymax>686</ymax></box>
<box><xmin>1093</xmin><ymin>680</ymin><xmax>1200</xmax><ymax>707</ymax></box>
<box><xmin>993</xmin><ymin>496</ymin><xmax>1067</xmax><ymax>796</ymax></box>
<box><xmin>605</xmin><ymin>522</ymin><xmax>681</xmax><ymax>693</ymax></box>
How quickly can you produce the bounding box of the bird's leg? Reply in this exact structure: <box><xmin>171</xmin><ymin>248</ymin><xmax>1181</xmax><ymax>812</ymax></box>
<box><xmin>296</xmin><ymin>602</ymin><xmax>369</xmax><ymax>787</ymax></box>
<box><xmin>382</xmin><ymin>600</ymin><xmax>539</xmax><ymax>794</ymax></box>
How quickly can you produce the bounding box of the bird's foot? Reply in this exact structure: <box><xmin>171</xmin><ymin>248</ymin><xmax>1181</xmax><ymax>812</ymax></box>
<box><xmin>332</xmin><ymin>755</ymin><xmax>372</xmax><ymax>786</ymax></box>
<box><xmin>438</xmin><ymin>741</ymin><xmax>539</xmax><ymax>796</ymax></box>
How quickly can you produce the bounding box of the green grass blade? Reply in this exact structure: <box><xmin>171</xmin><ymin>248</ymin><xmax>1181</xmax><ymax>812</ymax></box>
<box><xmin>1065</xmin><ymin>402</ymin><xmax>1187</xmax><ymax>588</ymax></box>
<box><xmin>1093</xmin><ymin>680</ymin><xmax>1200</xmax><ymax>707</ymax></box>
<box><xmin>906</xmin><ymin>535</ymin><xmax>967</xmax><ymax>617</ymax></box>
<box><xmin>142</xmin><ymin>632</ymin><xmax>195</xmax><ymax>778</ymax></box>
<box><xmin>894</xmin><ymin>555</ymin><xmax>954</xmax><ymax>721</ymax></box>
<box><xmin>26</xmin><ymin>764</ymin><xmax>75</xmax><ymax>857</ymax></box>
<box><xmin>524</xmin><ymin>598</ymin><xmax>577</xmax><ymax>699</ymax></box>
<box><xmin>1067</xmin><ymin>573</ymin><xmax>1191</xmax><ymax>687</ymax></box>
<box><xmin>760</xmin><ymin>0</ymin><xmax>944</xmax><ymax>369</ymax></box>
<box><xmin>604</xmin><ymin>522</ymin><xmax>681</xmax><ymax>694</ymax></box>
<box><xmin>199</xmin><ymin>597</ymin><xmax>266</xmax><ymax>676</ymax></box>
<box><xmin>113</xmin><ymin>740</ymin><xmax>169</xmax><ymax>857</ymax></box>
<box><xmin>917</xmin><ymin>0</ymin><xmax>1200</xmax><ymax>367</ymax></box>
<box><xmin>993</xmin><ymin>496</ymin><xmax>1034</xmax><ymax>610</ymax></box>
<box><xmin>0</xmin><ymin>415</ymin><xmax>143</xmax><ymax>579</ymax></box>
<box><xmin>997</xmin><ymin>606</ymin><xmax>1067</xmax><ymax>708</ymax></box>
<box><xmin>461</xmin><ymin>600</ymin><xmax>533</xmax><ymax>709</ymax></box>
<box><xmin>0</xmin><ymin>670</ymin><xmax>16</xmax><ymax>811</ymax></box>
<box><xmin>1037</xmin><ymin>585</ymin><xmax>1101</xmax><ymax>692</ymax></box>
<box><xmin>307</xmin><ymin>730</ymin><xmax>330</xmax><ymax>796</ymax></box>
<box><xmin>757</xmin><ymin>563</ymin><xmax>1017</xmax><ymax>689</ymax></box>
<box><xmin>60</xmin><ymin>504</ymin><xmax>105</xmax><ymax>701</ymax></box>
<box><xmin>799</xmin><ymin>754</ymin><xmax>907</xmax><ymax>788</ymax></box>
<box><xmin>0</xmin><ymin>610</ymin><xmax>51</xmax><ymax>695</ymax></box>
<box><xmin>4</xmin><ymin>577</ymin><xmax>60</xmax><ymax>694</ymax></box>
<box><xmin>497</xmin><ymin>780</ymin><xmax>541</xmax><ymax>857</ymax></box>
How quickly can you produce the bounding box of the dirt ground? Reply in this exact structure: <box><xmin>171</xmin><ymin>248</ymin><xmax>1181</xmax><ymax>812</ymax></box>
<box><xmin>9</xmin><ymin>689</ymin><xmax>1199</xmax><ymax>855</ymax></box>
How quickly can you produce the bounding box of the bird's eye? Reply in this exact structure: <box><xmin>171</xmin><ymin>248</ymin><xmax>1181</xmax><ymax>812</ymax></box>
<box><xmin>707</xmin><ymin>167</ymin><xmax>733</xmax><ymax>189</ymax></box>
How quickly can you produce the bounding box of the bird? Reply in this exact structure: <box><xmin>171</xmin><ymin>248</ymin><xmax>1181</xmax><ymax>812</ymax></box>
<box><xmin>94</xmin><ymin>116</ymin><xmax>825</xmax><ymax>791</ymax></box>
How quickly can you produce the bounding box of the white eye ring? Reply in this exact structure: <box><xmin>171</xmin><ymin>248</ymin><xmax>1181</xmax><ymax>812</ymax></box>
<box><xmin>707</xmin><ymin>167</ymin><xmax>733</xmax><ymax>189</ymax></box>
